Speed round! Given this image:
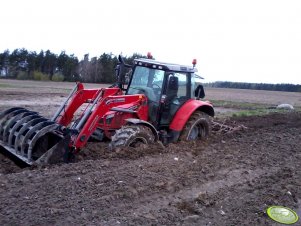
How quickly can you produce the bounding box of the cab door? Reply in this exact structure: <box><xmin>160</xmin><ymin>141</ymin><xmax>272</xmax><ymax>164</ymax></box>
<box><xmin>126</xmin><ymin>66</ymin><xmax>165</xmax><ymax>126</ymax></box>
<box><xmin>159</xmin><ymin>72</ymin><xmax>191</xmax><ymax>125</ymax></box>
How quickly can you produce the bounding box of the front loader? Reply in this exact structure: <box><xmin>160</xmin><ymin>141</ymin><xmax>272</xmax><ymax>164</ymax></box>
<box><xmin>0</xmin><ymin>55</ymin><xmax>214</xmax><ymax>165</ymax></box>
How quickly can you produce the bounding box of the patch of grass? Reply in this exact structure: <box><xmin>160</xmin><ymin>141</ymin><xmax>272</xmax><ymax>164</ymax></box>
<box><xmin>212</xmin><ymin>99</ymin><xmax>300</xmax><ymax>118</ymax></box>
<box><xmin>231</xmin><ymin>108</ymin><xmax>293</xmax><ymax>117</ymax></box>
<box><xmin>211</xmin><ymin>99</ymin><xmax>272</xmax><ymax>110</ymax></box>
<box><xmin>0</xmin><ymin>83</ymin><xmax>13</xmax><ymax>88</ymax></box>
<box><xmin>293</xmin><ymin>106</ymin><xmax>301</xmax><ymax>112</ymax></box>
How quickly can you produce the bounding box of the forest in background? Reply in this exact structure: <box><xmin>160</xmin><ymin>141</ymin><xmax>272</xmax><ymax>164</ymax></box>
<box><xmin>204</xmin><ymin>81</ymin><xmax>301</xmax><ymax>92</ymax></box>
<box><xmin>0</xmin><ymin>48</ymin><xmax>144</xmax><ymax>83</ymax></box>
<box><xmin>0</xmin><ymin>48</ymin><xmax>300</xmax><ymax>92</ymax></box>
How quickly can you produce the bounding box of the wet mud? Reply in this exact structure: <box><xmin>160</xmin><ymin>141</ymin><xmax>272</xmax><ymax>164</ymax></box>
<box><xmin>0</xmin><ymin>112</ymin><xmax>300</xmax><ymax>225</ymax></box>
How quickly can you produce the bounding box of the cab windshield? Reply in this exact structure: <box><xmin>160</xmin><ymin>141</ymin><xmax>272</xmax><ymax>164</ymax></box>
<box><xmin>127</xmin><ymin>66</ymin><xmax>164</xmax><ymax>102</ymax></box>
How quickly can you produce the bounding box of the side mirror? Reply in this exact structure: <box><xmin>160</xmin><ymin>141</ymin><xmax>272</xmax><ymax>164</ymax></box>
<box><xmin>194</xmin><ymin>84</ymin><xmax>205</xmax><ymax>99</ymax></box>
<box><xmin>167</xmin><ymin>76</ymin><xmax>179</xmax><ymax>91</ymax></box>
<box><xmin>124</xmin><ymin>69</ymin><xmax>132</xmax><ymax>85</ymax></box>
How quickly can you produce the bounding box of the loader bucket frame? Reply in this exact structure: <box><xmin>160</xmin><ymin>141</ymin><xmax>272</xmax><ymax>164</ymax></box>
<box><xmin>0</xmin><ymin>107</ymin><xmax>67</xmax><ymax>165</ymax></box>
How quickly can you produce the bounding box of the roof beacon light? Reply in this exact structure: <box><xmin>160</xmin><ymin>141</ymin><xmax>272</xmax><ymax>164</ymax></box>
<box><xmin>192</xmin><ymin>59</ymin><xmax>197</xmax><ymax>68</ymax></box>
<box><xmin>147</xmin><ymin>52</ymin><xmax>152</xmax><ymax>59</ymax></box>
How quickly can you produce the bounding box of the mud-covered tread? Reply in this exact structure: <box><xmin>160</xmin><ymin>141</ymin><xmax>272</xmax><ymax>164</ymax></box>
<box><xmin>179</xmin><ymin>111</ymin><xmax>211</xmax><ymax>141</ymax></box>
<box><xmin>110</xmin><ymin>125</ymin><xmax>155</xmax><ymax>149</ymax></box>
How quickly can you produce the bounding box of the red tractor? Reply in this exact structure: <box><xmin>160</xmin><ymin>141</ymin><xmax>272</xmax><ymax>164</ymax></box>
<box><xmin>0</xmin><ymin>55</ymin><xmax>214</xmax><ymax>165</ymax></box>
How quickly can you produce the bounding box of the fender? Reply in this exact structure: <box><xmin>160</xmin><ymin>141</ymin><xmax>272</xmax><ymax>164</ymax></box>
<box><xmin>125</xmin><ymin>118</ymin><xmax>159</xmax><ymax>141</ymax></box>
<box><xmin>169</xmin><ymin>99</ymin><xmax>214</xmax><ymax>131</ymax></box>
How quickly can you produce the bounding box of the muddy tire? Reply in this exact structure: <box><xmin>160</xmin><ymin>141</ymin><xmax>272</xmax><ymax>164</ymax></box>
<box><xmin>179</xmin><ymin>111</ymin><xmax>211</xmax><ymax>141</ymax></box>
<box><xmin>110</xmin><ymin>125</ymin><xmax>155</xmax><ymax>149</ymax></box>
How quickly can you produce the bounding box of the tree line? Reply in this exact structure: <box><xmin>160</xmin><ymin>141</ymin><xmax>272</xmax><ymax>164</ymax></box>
<box><xmin>1</xmin><ymin>49</ymin><xmax>300</xmax><ymax>92</ymax></box>
<box><xmin>204</xmin><ymin>81</ymin><xmax>301</xmax><ymax>92</ymax></box>
<box><xmin>0</xmin><ymin>48</ymin><xmax>145</xmax><ymax>83</ymax></box>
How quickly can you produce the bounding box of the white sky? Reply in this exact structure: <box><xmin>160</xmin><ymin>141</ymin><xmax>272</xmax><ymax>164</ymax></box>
<box><xmin>1</xmin><ymin>0</ymin><xmax>301</xmax><ymax>84</ymax></box>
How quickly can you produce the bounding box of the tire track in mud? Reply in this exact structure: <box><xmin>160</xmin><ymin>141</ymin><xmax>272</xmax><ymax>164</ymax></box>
<box><xmin>111</xmin><ymin>167</ymin><xmax>280</xmax><ymax>224</ymax></box>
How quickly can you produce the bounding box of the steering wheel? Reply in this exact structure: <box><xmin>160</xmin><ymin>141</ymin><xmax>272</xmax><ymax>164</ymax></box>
<box><xmin>129</xmin><ymin>87</ymin><xmax>146</xmax><ymax>94</ymax></box>
<box><xmin>151</xmin><ymin>83</ymin><xmax>161</xmax><ymax>89</ymax></box>
<box><xmin>136</xmin><ymin>88</ymin><xmax>145</xmax><ymax>93</ymax></box>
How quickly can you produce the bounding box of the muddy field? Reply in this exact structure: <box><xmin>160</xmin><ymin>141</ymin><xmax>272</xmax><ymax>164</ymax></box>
<box><xmin>0</xmin><ymin>79</ymin><xmax>301</xmax><ymax>225</ymax></box>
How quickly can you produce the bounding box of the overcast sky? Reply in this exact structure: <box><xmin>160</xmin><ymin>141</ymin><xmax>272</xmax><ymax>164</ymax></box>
<box><xmin>1</xmin><ymin>0</ymin><xmax>300</xmax><ymax>84</ymax></box>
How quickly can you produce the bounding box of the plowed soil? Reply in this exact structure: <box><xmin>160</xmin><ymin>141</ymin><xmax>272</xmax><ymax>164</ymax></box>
<box><xmin>0</xmin><ymin>112</ymin><xmax>300</xmax><ymax>225</ymax></box>
<box><xmin>0</xmin><ymin>79</ymin><xmax>301</xmax><ymax>225</ymax></box>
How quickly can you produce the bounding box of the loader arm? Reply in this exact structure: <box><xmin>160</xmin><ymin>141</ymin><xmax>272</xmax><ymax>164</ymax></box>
<box><xmin>56</xmin><ymin>85</ymin><xmax>123</xmax><ymax>127</ymax></box>
<box><xmin>72</xmin><ymin>94</ymin><xmax>148</xmax><ymax>149</ymax></box>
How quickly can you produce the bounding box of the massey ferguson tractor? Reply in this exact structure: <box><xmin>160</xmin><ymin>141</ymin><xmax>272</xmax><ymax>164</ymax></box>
<box><xmin>0</xmin><ymin>55</ymin><xmax>214</xmax><ymax>165</ymax></box>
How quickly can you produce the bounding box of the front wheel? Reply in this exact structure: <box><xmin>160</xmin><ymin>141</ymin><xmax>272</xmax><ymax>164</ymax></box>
<box><xmin>110</xmin><ymin>125</ymin><xmax>155</xmax><ymax>149</ymax></box>
<box><xmin>179</xmin><ymin>111</ymin><xmax>211</xmax><ymax>141</ymax></box>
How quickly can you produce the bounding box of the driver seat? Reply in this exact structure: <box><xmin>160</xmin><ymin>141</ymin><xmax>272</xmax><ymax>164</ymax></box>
<box><xmin>165</xmin><ymin>76</ymin><xmax>179</xmax><ymax>104</ymax></box>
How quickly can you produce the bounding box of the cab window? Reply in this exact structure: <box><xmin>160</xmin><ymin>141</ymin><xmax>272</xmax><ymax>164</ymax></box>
<box><xmin>127</xmin><ymin>66</ymin><xmax>164</xmax><ymax>102</ymax></box>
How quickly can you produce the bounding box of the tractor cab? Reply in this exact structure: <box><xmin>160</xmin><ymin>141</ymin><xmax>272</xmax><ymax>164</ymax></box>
<box><xmin>126</xmin><ymin>58</ymin><xmax>203</xmax><ymax>129</ymax></box>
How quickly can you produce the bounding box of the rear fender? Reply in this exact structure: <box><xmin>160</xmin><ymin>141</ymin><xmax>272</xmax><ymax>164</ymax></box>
<box><xmin>125</xmin><ymin>118</ymin><xmax>159</xmax><ymax>141</ymax></box>
<box><xmin>169</xmin><ymin>99</ymin><xmax>214</xmax><ymax>131</ymax></box>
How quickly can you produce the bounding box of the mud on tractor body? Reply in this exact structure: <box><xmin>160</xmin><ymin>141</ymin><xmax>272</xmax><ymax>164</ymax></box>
<box><xmin>0</xmin><ymin>55</ymin><xmax>214</xmax><ymax>165</ymax></box>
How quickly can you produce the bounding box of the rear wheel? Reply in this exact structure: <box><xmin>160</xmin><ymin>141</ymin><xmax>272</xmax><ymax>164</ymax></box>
<box><xmin>110</xmin><ymin>125</ymin><xmax>155</xmax><ymax>149</ymax></box>
<box><xmin>179</xmin><ymin>111</ymin><xmax>211</xmax><ymax>141</ymax></box>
